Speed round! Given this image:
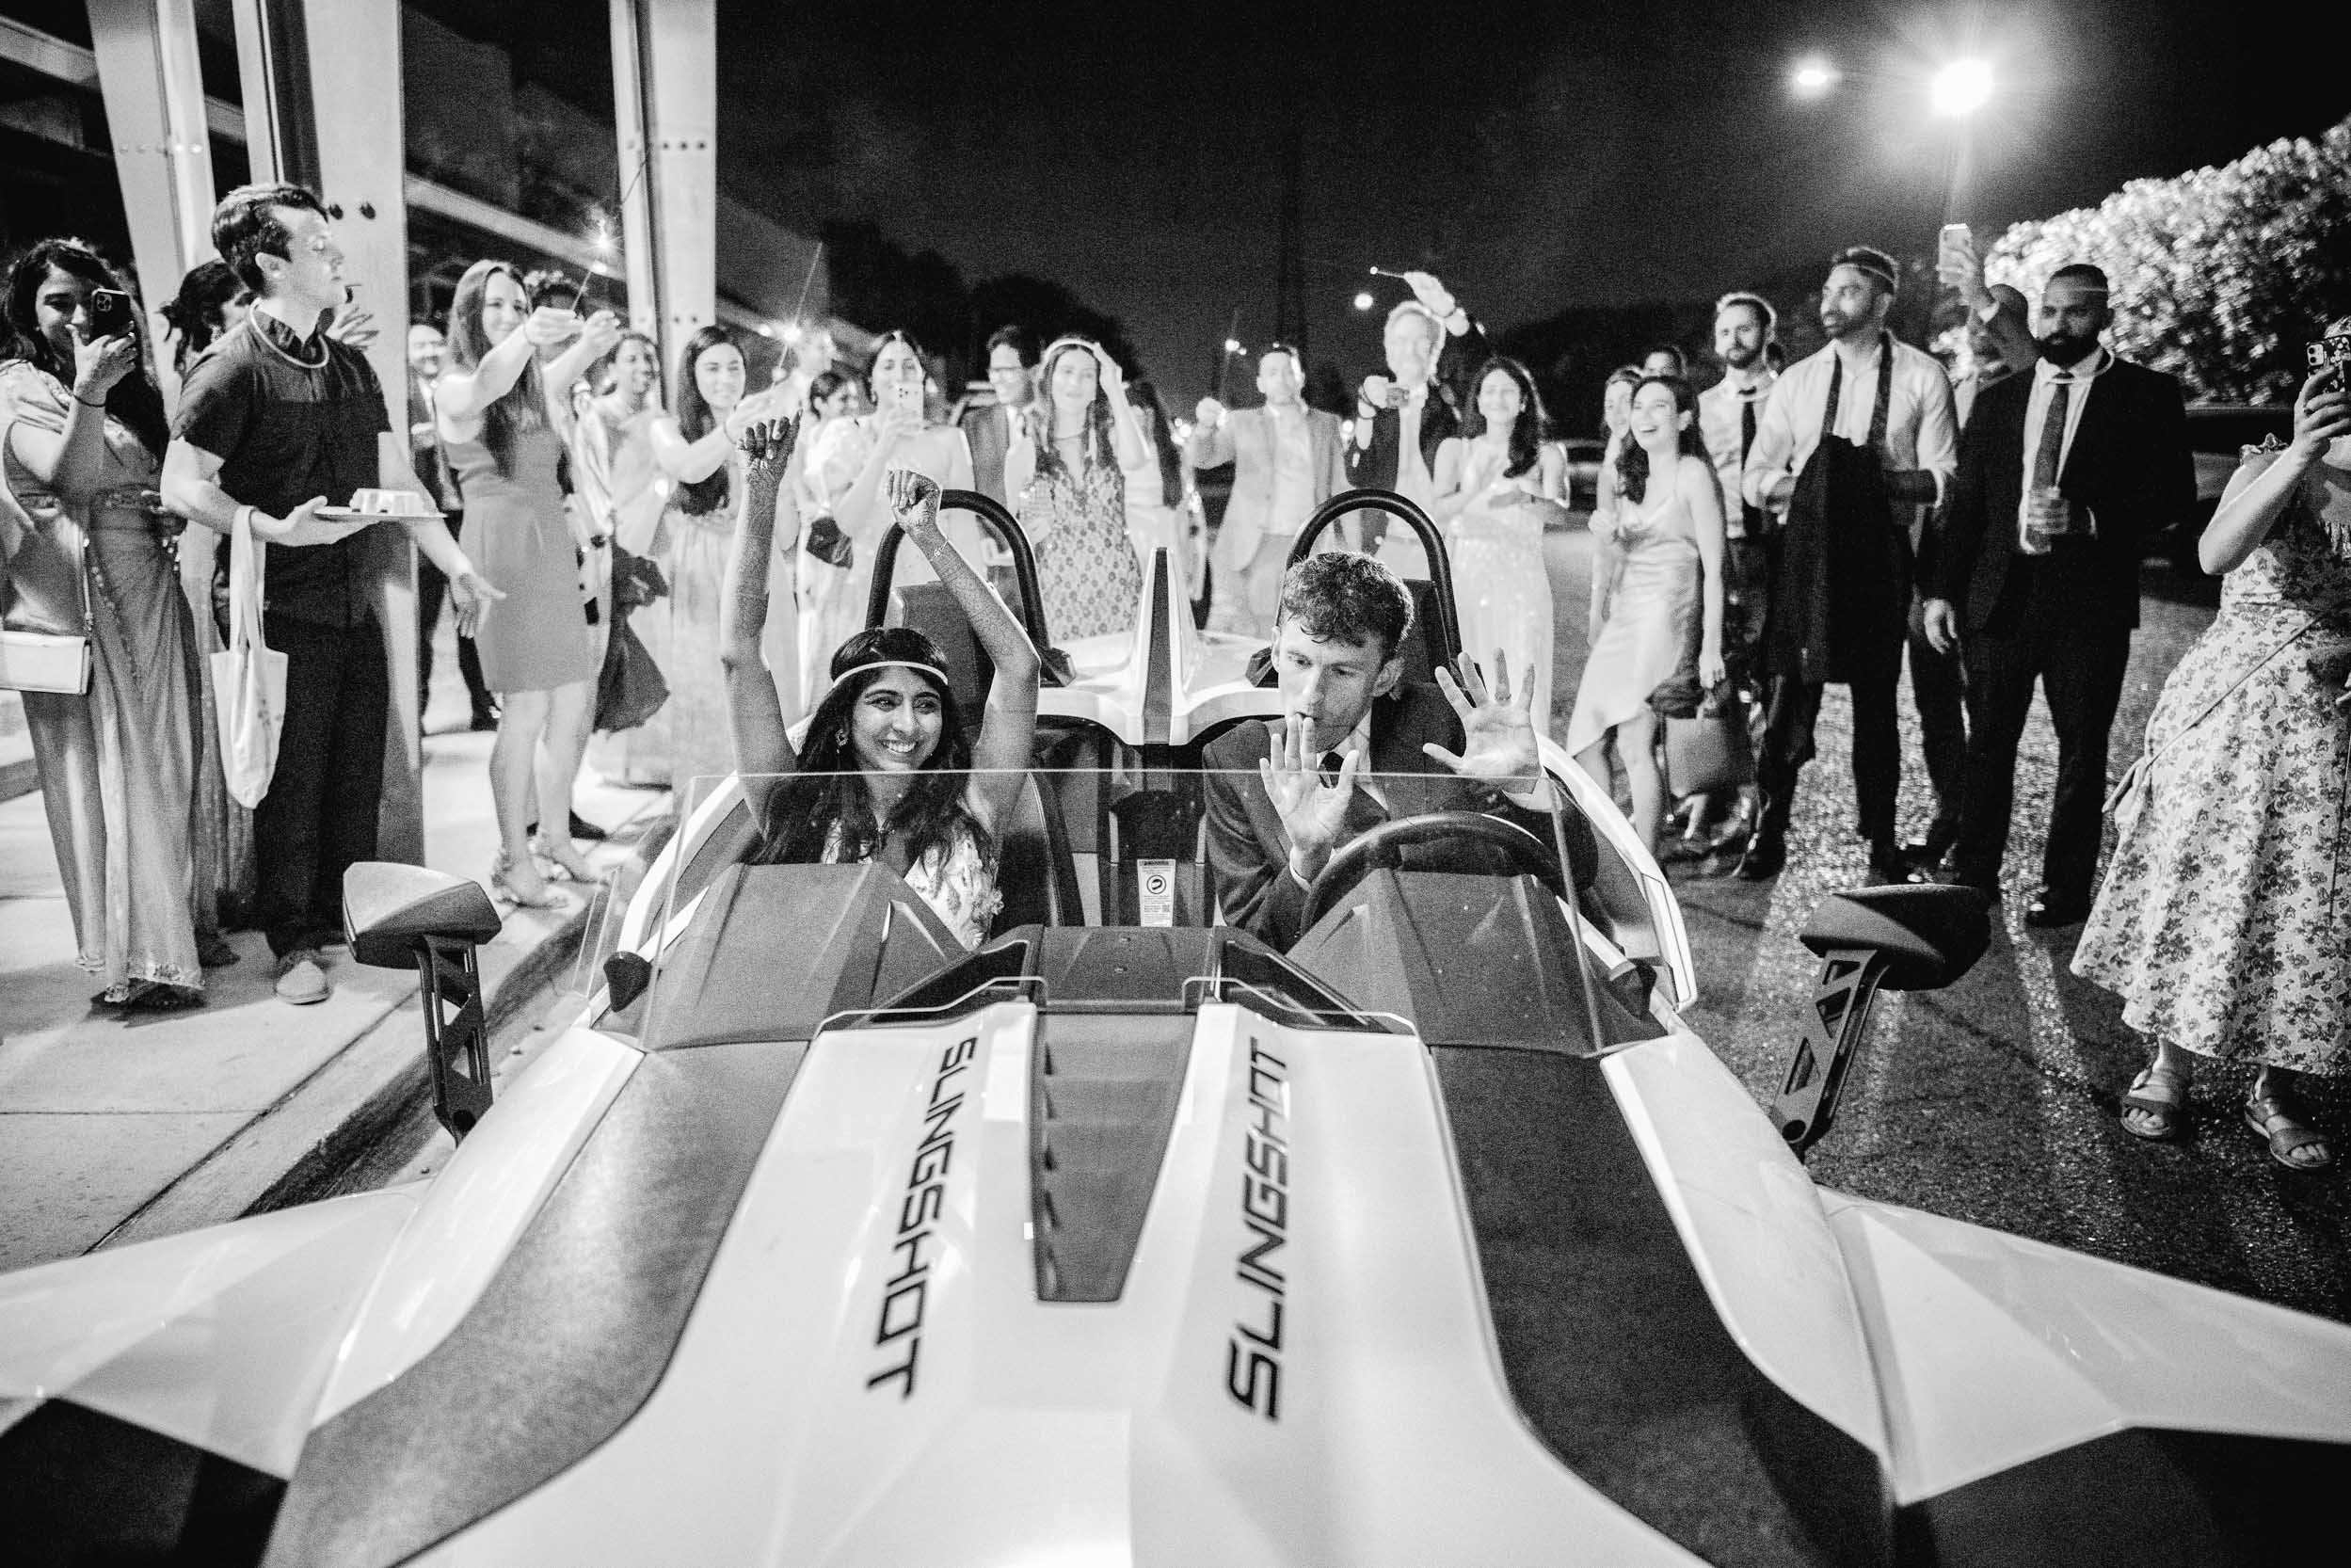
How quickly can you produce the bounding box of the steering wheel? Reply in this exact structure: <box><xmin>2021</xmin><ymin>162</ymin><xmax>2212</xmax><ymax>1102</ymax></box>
<box><xmin>1301</xmin><ymin>810</ymin><xmax>1569</xmax><ymax>930</ymax></box>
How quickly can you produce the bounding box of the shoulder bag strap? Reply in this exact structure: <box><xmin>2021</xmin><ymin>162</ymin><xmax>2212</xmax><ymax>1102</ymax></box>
<box><xmin>2103</xmin><ymin>610</ymin><xmax>2323</xmax><ymax>814</ymax></box>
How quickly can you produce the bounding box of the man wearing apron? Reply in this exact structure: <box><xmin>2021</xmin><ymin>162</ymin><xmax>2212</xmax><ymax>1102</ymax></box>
<box><xmin>1735</xmin><ymin>247</ymin><xmax>1960</xmax><ymax>885</ymax></box>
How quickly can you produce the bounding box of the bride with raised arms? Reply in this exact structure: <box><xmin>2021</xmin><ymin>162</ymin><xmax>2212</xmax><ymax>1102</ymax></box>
<box><xmin>723</xmin><ymin>418</ymin><xmax>1039</xmax><ymax>951</ymax></box>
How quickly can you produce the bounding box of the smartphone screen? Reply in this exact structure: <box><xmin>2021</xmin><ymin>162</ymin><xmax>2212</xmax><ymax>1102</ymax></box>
<box><xmin>889</xmin><ymin>380</ymin><xmax>923</xmax><ymax>413</ymax></box>
<box><xmin>1938</xmin><ymin>223</ymin><xmax>1972</xmax><ymax>262</ymax></box>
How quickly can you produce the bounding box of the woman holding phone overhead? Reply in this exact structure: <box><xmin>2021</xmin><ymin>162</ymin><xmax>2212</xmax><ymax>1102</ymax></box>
<box><xmin>2077</xmin><ymin>333</ymin><xmax>2351</xmax><ymax>1170</ymax></box>
<box><xmin>647</xmin><ymin>325</ymin><xmax>796</xmax><ymax>799</ymax></box>
<box><xmin>1006</xmin><ymin>337</ymin><xmax>1146</xmax><ymax>639</ymax></box>
<box><xmin>725</xmin><ymin>419</ymin><xmax>1039</xmax><ymax>951</ymax></box>
<box><xmin>802</xmin><ymin>330</ymin><xmax>975</xmax><ymax>698</ymax></box>
<box><xmin>2</xmin><ymin>238</ymin><xmax>205</xmax><ymax>1007</ymax></box>
<box><xmin>434</xmin><ymin>259</ymin><xmax>620</xmax><ymax>906</ymax></box>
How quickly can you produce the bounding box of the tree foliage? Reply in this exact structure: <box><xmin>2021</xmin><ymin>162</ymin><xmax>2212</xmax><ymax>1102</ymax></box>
<box><xmin>1984</xmin><ymin>116</ymin><xmax>2351</xmax><ymax>404</ymax></box>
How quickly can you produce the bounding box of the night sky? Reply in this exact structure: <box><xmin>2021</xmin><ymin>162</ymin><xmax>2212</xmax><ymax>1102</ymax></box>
<box><xmin>457</xmin><ymin>0</ymin><xmax>2349</xmax><ymax>405</ymax></box>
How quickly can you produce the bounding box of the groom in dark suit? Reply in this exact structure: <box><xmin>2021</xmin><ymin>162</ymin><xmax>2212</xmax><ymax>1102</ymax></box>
<box><xmin>1923</xmin><ymin>264</ymin><xmax>2194</xmax><ymax>925</ymax></box>
<box><xmin>1204</xmin><ymin>552</ymin><xmax>1556</xmax><ymax>950</ymax></box>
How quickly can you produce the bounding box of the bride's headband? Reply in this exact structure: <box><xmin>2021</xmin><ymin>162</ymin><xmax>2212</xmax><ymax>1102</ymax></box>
<box><xmin>824</xmin><ymin>658</ymin><xmax>952</xmax><ymax>702</ymax></box>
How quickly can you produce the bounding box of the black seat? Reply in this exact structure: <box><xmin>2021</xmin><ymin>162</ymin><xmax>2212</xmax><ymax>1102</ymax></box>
<box><xmin>994</xmin><ymin>770</ymin><xmax>1082</xmax><ymax>932</ymax></box>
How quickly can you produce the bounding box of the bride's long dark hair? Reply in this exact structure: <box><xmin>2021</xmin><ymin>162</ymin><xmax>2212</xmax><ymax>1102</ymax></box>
<box><xmin>748</xmin><ymin>626</ymin><xmax>990</xmax><ymax>873</ymax></box>
<box><xmin>1032</xmin><ymin>338</ymin><xmax>1117</xmax><ymax>480</ymax></box>
<box><xmin>1615</xmin><ymin>374</ymin><xmax>1706</xmax><ymax>505</ymax></box>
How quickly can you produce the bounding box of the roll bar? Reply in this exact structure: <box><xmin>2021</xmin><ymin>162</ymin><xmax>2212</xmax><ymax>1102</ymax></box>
<box><xmin>863</xmin><ymin>488</ymin><xmax>1053</xmax><ymax>656</ymax></box>
<box><xmin>1287</xmin><ymin>488</ymin><xmax>1463</xmax><ymax>673</ymax></box>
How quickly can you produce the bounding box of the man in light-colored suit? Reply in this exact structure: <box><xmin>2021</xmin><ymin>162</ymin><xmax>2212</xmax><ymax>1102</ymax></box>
<box><xmin>958</xmin><ymin>325</ymin><xmax>1037</xmax><ymax>506</ymax></box>
<box><xmin>1189</xmin><ymin>344</ymin><xmax>1348</xmax><ymax>636</ymax></box>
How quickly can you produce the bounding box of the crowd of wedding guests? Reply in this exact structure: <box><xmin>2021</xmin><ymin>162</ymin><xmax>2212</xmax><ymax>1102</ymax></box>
<box><xmin>3</xmin><ymin>179</ymin><xmax>2344</xmax><ymax>1175</ymax></box>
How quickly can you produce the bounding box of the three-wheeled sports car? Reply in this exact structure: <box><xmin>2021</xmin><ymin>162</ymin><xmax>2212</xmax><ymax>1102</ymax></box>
<box><xmin>4</xmin><ymin>494</ymin><xmax>2347</xmax><ymax>1567</ymax></box>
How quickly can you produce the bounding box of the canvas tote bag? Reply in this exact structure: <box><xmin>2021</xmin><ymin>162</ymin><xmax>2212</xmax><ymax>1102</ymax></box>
<box><xmin>210</xmin><ymin>506</ymin><xmax>288</xmax><ymax>808</ymax></box>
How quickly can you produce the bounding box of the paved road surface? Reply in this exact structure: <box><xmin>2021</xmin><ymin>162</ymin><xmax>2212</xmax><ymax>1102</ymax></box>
<box><xmin>1541</xmin><ymin>522</ymin><xmax>2351</xmax><ymax>1324</ymax></box>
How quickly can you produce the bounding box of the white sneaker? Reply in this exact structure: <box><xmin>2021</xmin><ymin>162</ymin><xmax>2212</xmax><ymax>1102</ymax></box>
<box><xmin>273</xmin><ymin>952</ymin><xmax>330</xmax><ymax>1005</ymax></box>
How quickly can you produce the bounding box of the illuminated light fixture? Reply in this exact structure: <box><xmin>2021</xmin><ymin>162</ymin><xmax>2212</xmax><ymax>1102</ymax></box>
<box><xmin>779</xmin><ymin>321</ymin><xmax>806</xmax><ymax>344</ymax></box>
<box><xmin>1931</xmin><ymin>57</ymin><xmax>1994</xmax><ymax>117</ymax></box>
<box><xmin>1790</xmin><ymin>55</ymin><xmax>1841</xmax><ymax>99</ymax></box>
<box><xmin>755</xmin><ymin>323</ymin><xmax>776</xmax><ymax>338</ymax></box>
<box><xmin>1353</xmin><ymin>290</ymin><xmax>1376</xmax><ymax>311</ymax></box>
<box><xmin>1223</xmin><ymin>338</ymin><xmax>1243</xmax><ymax>354</ymax></box>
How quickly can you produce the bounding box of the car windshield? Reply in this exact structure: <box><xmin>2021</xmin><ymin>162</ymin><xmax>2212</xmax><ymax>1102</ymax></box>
<box><xmin>613</xmin><ymin>767</ymin><xmax>1631</xmax><ymax>1054</ymax></box>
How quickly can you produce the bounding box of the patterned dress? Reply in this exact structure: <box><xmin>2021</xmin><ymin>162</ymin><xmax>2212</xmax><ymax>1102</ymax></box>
<box><xmin>0</xmin><ymin>361</ymin><xmax>202</xmax><ymax>994</ymax></box>
<box><xmin>2073</xmin><ymin>447</ymin><xmax>2351</xmax><ymax>1073</ymax></box>
<box><xmin>1021</xmin><ymin>457</ymin><xmax>1140</xmax><ymax>641</ymax></box>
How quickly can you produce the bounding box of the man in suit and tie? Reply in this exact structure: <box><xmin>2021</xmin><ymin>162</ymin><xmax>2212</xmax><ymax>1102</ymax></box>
<box><xmin>1923</xmin><ymin>264</ymin><xmax>2194</xmax><ymax>926</ymax></box>
<box><xmin>1350</xmin><ymin>270</ymin><xmax>1494</xmax><ymax>577</ymax></box>
<box><xmin>1190</xmin><ymin>344</ymin><xmax>1349</xmax><ymax>637</ymax></box>
<box><xmin>1204</xmin><ymin>552</ymin><xmax>1558</xmax><ymax>950</ymax></box>
<box><xmin>959</xmin><ymin>325</ymin><xmax>1036</xmax><ymax>506</ymax></box>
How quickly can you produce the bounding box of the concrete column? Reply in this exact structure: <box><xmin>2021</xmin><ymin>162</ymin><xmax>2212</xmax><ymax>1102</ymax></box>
<box><xmin>86</xmin><ymin>0</ymin><xmax>216</xmax><ymax>406</ymax></box>
<box><xmin>609</xmin><ymin>0</ymin><xmax>716</xmax><ymax>381</ymax></box>
<box><xmin>224</xmin><ymin>0</ymin><xmax>424</xmax><ymax>865</ymax></box>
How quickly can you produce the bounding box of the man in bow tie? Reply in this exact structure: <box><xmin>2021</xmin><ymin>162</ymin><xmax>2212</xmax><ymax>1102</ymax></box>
<box><xmin>1204</xmin><ymin>552</ymin><xmax>1560</xmax><ymax>950</ymax></box>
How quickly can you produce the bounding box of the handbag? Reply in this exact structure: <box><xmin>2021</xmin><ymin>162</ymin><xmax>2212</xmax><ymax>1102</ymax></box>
<box><xmin>1665</xmin><ymin>684</ymin><xmax>1756</xmax><ymax>796</ymax></box>
<box><xmin>209</xmin><ymin>506</ymin><xmax>288</xmax><ymax>808</ymax></box>
<box><xmin>0</xmin><ymin>512</ymin><xmax>93</xmax><ymax>695</ymax></box>
<box><xmin>595</xmin><ymin>616</ymin><xmax>669</xmax><ymax>733</ymax></box>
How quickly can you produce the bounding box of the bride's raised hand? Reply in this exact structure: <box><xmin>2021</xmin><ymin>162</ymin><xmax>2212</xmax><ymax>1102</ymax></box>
<box><xmin>884</xmin><ymin>466</ymin><xmax>943</xmax><ymax>541</ymax></box>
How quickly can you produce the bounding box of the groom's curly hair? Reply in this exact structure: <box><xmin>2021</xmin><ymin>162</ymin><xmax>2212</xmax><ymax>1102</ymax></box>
<box><xmin>1278</xmin><ymin>552</ymin><xmax>1415</xmax><ymax>664</ymax></box>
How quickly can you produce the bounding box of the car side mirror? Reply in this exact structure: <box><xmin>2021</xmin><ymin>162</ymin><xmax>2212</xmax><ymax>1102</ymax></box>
<box><xmin>344</xmin><ymin>864</ymin><xmax>504</xmax><ymax>1140</ymax></box>
<box><xmin>1772</xmin><ymin>885</ymin><xmax>1991</xmax><ymax>1159</ymax></box>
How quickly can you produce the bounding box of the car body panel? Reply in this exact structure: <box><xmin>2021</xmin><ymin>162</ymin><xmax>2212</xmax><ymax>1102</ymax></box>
<box><xmin>1821</xmin><ymin>1188</ymin><xmax>2351</xmax><ymax>1503</ymax></box>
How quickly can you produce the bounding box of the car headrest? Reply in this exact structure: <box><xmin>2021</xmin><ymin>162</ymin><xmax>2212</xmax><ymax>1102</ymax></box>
<box><xmin>1799</xmin><ymin>884</ymin><xmax>1991</xmax><ymax>991</ymax></box>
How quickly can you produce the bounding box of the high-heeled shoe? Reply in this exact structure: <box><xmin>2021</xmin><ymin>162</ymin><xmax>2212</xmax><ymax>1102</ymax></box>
<box><xmin>530</xmin><ymin>832</ymin><xmax>598</xmax><ymax>883</ymax></box>
<box><xmin>489</xmin><ymin>847</ymin><xmax>564</xmax><ymax>909</ymax></box>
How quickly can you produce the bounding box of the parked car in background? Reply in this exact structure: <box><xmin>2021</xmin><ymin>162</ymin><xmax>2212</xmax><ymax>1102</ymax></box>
<box><xmin>1557</xmin><ymin>438</ymin><xmax>1606</xmax><ymax>512</ymax></box>
<box><xmin>2153</xmin><ymin>403</ymin><xmax>2295</xmax><ymax>568</ymax></box>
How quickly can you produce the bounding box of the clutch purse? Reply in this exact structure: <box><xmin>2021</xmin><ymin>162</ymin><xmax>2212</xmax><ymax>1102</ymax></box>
<box><xmin>0</xmin><ymin>520</ymin><xmax>92</xmax><ymax>695</ymax></box>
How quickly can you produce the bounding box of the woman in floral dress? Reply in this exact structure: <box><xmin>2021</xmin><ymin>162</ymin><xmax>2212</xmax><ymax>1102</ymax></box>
<box><xmin>1006</xmin><ymin>338</ymin><xmax>1146</xmax><ymax>641</ymax></box>
<box><xmin>2079</xmin><ymin>342</ymin><xmax>2351</xmax><ymax>1170</ymax></box>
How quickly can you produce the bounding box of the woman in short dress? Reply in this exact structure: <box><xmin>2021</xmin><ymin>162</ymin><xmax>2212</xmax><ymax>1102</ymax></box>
<box><xmin>435</xmin><ymin>260</ymin><xmax>619</xmax><ymax>904</ymax></box>
<box><xmin>1431</xmin><ymin>358</ymin><xmax>1568</xmax><ymax>740</ymax></box>
<box><xmin>647</xmin><ymin>326</ymin><xmax>792</xmax><ymax>803</ymax></box>
<box><xmin>804</xmin><ymin>331</ymin><xmax>975</xmax><ymax>700</ymax></box>
<box><xmin>1566</xmin><ymin>374</ymin><xmax>1726</xmax><ymax>852</ymax></box>
<box><xmin>1007</xmin><ymin>337</ymin><xmax>1146</xmax><ymax>641</ymax></box>
<box><xmin>2083</xmin><ymin>344</ymin><xmax>2351</xmax><ymax>1171</ymax></box>
<box><xmin>2</xmin><ymin>238</ymin><xmax>204</xmax><ymax>1007</ymax></box>
<box><xmin>725</xmin><ymin>420</ymin><xmax>1039</xmax><ymax>951</ymax></box>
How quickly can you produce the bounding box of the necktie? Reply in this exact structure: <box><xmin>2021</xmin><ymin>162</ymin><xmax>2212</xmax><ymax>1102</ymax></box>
<box><xmin>2032</xmin><ymin>376</ymin><xmax>2071</xmax><ymax>492</ymax></box>
<box><xmin>1738</xmin><ymin>394</ymin><xmax>1763</xmax><ymax>536</ymax></box>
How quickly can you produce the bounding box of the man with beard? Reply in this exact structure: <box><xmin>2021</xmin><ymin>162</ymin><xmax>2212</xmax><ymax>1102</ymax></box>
<box><xmin>1738</xmin><ymin>247</ymin><xmax>1959</xmax><ymax>885</ymax></box>
<box><xmin>1922</xmin><ymin>264</ymin><xmax>2191</xmax><ymax>925</ymax></box>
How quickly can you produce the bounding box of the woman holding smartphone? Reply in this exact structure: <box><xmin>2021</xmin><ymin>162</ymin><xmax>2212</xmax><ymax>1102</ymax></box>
<box><xmin>434</xmin><ymin>260</ymin><xmax>620</xmax><ymax>905</ymax></box>
<box><xmin>802</xmin><ymin>330</ymin><xmax>974</xmax><ymax>704</ymax></box>
<box><xmin>2078</xmin><ymin>333</ymin><xmax>2351</xmax><ymax>1171</ymax></box>
<box><xmin>2</xmin><ymin>238</ymin><xmax>205</xmax><ymax>1006</ymax></box>
<box><xmin>647</xmin><ymin>325</ymin><xmax>793</xmax><ymax>800</ymax></box>
<box><xmin>1005</xmin><ymin>337</ymin><xmax>1145</xmax><ymax>640</ymax></box>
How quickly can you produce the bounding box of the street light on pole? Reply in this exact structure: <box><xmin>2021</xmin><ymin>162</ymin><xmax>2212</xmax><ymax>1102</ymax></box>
<box><xmin>1930</xmin><ymin>58</ymin><xmax>1994</xmax><ymax>118</ymax></box>
<box><xmin>1789</xmin><ymin>55</ymin><xmax>1841</xmax><ymax>99</ymax></box>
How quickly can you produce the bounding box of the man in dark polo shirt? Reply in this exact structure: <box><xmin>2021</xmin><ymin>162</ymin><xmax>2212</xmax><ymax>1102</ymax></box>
<box><xmin>163</xmin><ymin>183</ymin><xmax>501</xmax><ymax>1004</ymax></box>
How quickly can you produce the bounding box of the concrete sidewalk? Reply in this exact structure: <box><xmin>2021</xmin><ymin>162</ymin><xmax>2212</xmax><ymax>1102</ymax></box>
<box><xmin>0</xmin><ymin>655</ymin><xmax>669</xmax><ymax>1273</ymax></box>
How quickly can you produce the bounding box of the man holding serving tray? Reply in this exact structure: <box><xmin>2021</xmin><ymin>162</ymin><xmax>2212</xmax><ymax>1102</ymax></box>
<box><xmin>161</xmin><ymin>182</ymin><xmax>504</xmax><ymax>1005</ymax></box>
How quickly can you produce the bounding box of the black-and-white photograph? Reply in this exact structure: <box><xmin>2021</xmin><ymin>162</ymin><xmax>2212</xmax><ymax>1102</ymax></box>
<box><xmin>1</xmin><ymin>1</ymin><xmax>2348</xmax><ymax>1560</ymax></box>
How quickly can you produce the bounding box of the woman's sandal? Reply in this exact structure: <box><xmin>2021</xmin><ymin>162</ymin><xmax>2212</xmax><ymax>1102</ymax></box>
<box><xmin>489</xmin><ymin>849</ymin><xmax>565</xmax><ymax>910</ymax></box>
<box><xmin>92</xmin><ymin>980</ymin><xmax>204</xmax><ymax>1012</ymax></box>
<box><xmin>2245</xmin><ymin>1090</ymin><xmax>2334</xmax><ymax>1172</ymax></box>
<box><xmin>530</xmin><ymin>834</ymin><xmax>598</xmax><ymax>884</ymax></box>
<box><xmin>2120</xmin><ymin>1064</ymin><xmax>2191</xmax><ymax>1142</ymax></box>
